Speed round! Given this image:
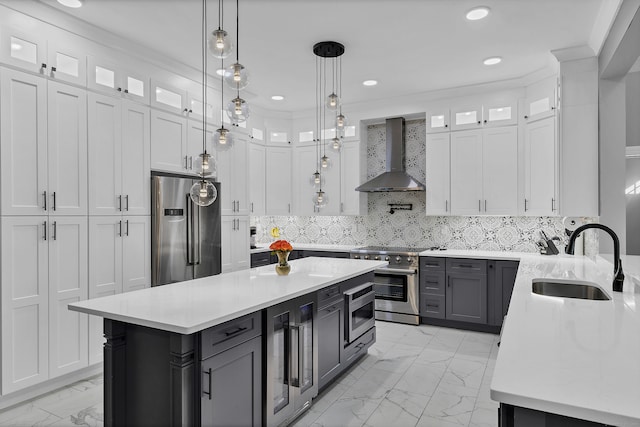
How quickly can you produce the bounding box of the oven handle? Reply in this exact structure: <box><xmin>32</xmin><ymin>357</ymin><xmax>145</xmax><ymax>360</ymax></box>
<box><xmin>375</xmin><ymin>268</ymin><xmax>417</xmax><ymax>276</ymax></box>
<box><xmin>344</xmin><ymin>282</ymin><xmax>375</xmax><ymax>297</ymax></box>
<box><xmin>350</xmin><ymin>290</ymin><xmax>375</xmax><ymax>309</ymax></box>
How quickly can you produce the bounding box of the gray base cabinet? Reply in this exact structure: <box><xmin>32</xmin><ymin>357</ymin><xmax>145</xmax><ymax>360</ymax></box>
<box><xmin>445</xmin><ymin>259</ymin><xmax>488</xmax><ymax>324</ymax></box>
<box><xmin>419</xmin><ymin>256</ymin><xmax>519</xmax><ymax>331</ymax></box>
<box><xmin>499</xmin><ymin>403</ymin><xmax>606</xmax><ymax>427</ymax></box>
<box><xmin>250</xmin><ymin>250</ymin><xmax>350</xmax><ymax>268</ymax></box>
<box><xmin>201</xmin><ymin>336</ymin><xmax>262</xmax><ymax>427</ymax></box>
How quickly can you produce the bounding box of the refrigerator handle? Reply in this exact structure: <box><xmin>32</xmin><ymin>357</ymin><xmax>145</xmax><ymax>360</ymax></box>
<box><xmin>195</xmin><ymin>204</ymin><xmax>202</xmax><ymax>265</ymax></box>
<box><xmin>185</xmin><ymin>194</ymin><xmax>193</xmax><ymax>265</ymax></box>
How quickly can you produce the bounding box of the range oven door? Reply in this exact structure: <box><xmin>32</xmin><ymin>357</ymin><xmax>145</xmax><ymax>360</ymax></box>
<box><xmin>373</xmin><ymin>268</ymin><xmax>419</xmax><ymax>315</ymax></box>
<box><xmin>344</xmin><ymin>283</ymin><xmax>375</xmax><ymax>343</ymax></box>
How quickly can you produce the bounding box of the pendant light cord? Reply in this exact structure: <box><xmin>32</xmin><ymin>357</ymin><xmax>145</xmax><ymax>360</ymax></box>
<box><xmin>236</xmin><ymin>0</ymin><xmax>240</xmax><ymax>62</ymax></box>
<box><xmin>201</xmin><ymin>0</ymin><xmax>208</xmax><ymax>160</ymax></box>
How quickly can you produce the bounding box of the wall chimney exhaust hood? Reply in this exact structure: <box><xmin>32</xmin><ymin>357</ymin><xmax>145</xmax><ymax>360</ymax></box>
<box><xmin>355</xmin><ymin>117</ymin><xmax>425</xmax><ymax>192</ymax></box>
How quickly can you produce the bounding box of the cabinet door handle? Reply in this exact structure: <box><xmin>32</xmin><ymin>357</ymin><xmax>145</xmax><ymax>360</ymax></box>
<box><xmin>288</xmin><ymin>203</ymin><xmax>291</xmax><ymax>213</ymax></box>
<box><xmin>41</xmin><ymin>63</ymin><xmax>47</xmax><ymax>70</ymax></box>
<box><xmin>125</xmin><ymin>220</ymin><xmax>129</xmax><ymax>237</ymax></box>
<box><xmin>189</xmin><ymin>156</ymin><xmax>193</xmax><ymax>170</ymax></box>
<box><xmin>184</xmin><ymin>156</ymin><xmax>188</xmax><ymax>169</ymax></box>
<box><xmin>118</xmin><ymin>195</ymin><xmax>122</xmax><ymax>212</ymax></box>
<box><xmin>447</xmin><ymin>276</ymin><xmax>450</xmax><ymax>287</ymax></box>
<box><xmin>118</xmin><ymin>220</ymin><xmax>122</xmax><ymax>237</ymax></box>
<box><xmin>224</xmin><ymin>326</ymin><xmax>248</xmax><ymax>337</ymax></box>
<box><xmin>52</xmin><ymin>221</ymin><xmax>57</xmax><ymax>241</ymax></box>
<box><xmin>124</xmin><ymin>89</ymin><xmax>129</xmax><ymax>94</ymax></box>
<box><xmin>43</xmin><ymin>191</ymin><xmax>47</xmax><ymax>211</ymax></box>
<box><xmin>52</xmin><ymin>191</ymin><xmax>57</xmax><ymax>211</ymax></box>
<box><xmin>290</xmin><ymin>324</ymin><xmax>303</xmax><ymax>388</ymax></box>
<box><xmin>445</xmin><ymin>200</ymin><xmax>448</xmax><ymax>212</ymax></box>
<box><xmin>478</xmin><ymin>200</ymin><xmax>481</xmax><ymax>212</ymax></box>
<box><xmin>117</xmin><ymin>87</ymin><xmax>122</xmax><ymax>92</ymax></box>
<box><xmin>524</xmin><ymin>199</ymin><xmax>528</xmax><ymax>212</ymax></box>
<box><xmin>551</xmin><ymin>198</ymin><xmax>555</xmax><ymax>211</ymax></box>
<box><xmin>43</xmin><ymin>221</ymin><xmax>47</xmax><ymax>241</ymax></box>
<box><xmin>125</xmin><ymin>195</ymin><xmax>129</xmax><ymax>211</ymax></box>
<box><xmin>202</xmin><ymin>368</ymin><xmax>212</xmax><ymax>400</ymax></box>
<box><xmin>484</xmin><ymin>200</ymin><xmax>487</xmax><ymax>212</ymax></box>
<box><xmin>477</xmin><ymin>120</ymin><xmax>481</xmax><ymax>125</ymax></box>
<box><xmin>341</xmin><ymin>202</ymin><xmax>344</xmax><ymax>213</ymax></box>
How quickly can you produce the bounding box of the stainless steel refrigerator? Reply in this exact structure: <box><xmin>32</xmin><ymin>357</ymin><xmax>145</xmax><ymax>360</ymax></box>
<box><xmin>151</xmin><ymin>173</ymin><xmax>221</xmax><ymax>286</ymax></box>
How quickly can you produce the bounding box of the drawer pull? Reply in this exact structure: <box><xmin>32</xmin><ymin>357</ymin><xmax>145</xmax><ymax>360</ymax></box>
<box><xmin>424</xmin><ymin>280</ymin><xmax>439</xmax><ymax>284</ymax></box>
<box><xmin>424</xmin><ymin>263</ymin><xmax>440</xmax><ymax>267</ymax></box>
<box><xmin>457</xmin><ymin>264</ymin><xmax>475</xmax><ymax>268</ymax></box>
<box><xmin>224</xmin><ymin>326</ymin><xmax>248</xmax><ymax>337</ymax></box>
<box><xmin>426</xmin><ymin>303</ymin><xmax>439</xmax><ymax>308</ymax></box>
<box><xmin>325</xmin><ymin>305</ymin><xmax>338</xmax><ymax>313</ymax></box>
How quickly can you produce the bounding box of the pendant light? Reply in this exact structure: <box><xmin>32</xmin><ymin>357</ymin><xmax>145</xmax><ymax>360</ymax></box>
<box><xmin>312</xmin><ymin>41</ymin><xmax>345</xmax><ymax>209</ymax></box>
<box><xmin>213</xmin><ymin>57</ymin><xmax>235</xmax><ymax>152</ymax></box>
<box><xmin>208</xmin><ymin>0</ymin><xmax>233</xmax><ymax>59</ymax></box>
<box><xmin>190</xmin><ymin>0</ymin><xmax>218</xmax><ymax>207</ymax></box>
<box><xmin>225</xmin><ymin>0</ymin><xmax>249</xmax><ymax>124</ymax></box>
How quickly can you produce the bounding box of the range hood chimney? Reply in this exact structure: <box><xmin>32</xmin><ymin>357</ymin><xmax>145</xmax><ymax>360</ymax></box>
<box><xmin>355</xmin><ymin>117</ymin><xmax>425</xmax><ymax>192</ymax></box>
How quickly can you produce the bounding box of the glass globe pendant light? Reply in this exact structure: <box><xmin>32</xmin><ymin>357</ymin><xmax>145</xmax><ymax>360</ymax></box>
<box><xmin>309</xmin><ymin>170</ymin><xmax>325</xmax><ymax>188</ymax></box>
<box><xmin>336</xmin><ymin>113</ymin><xmax>346</xmax><ymax>129</ymax></box>
<box><xmin>226</xmin><ymin>94</ymin><xmax>250</xmax><ymax>123</ymax></box>
<box><xmin>213</xmin><ymin>126</ymin><xmax>234</xmax><ymax>151</ymax></box>
<box><xmin>331</xmin><ymin>136</ymin><xmax>341</xmax><ymax>151</ymax></box>
<box><xmin>313</xmin><ymin>189</ymin><xmax>327</xmax><ymax>208</ymax></box>
<box><xmin>326</xmin><ymin>93</ymin><xmax>339</xmax><ymax>110</ymax></box>
<box><xmin>190</xmin><ymin>0</ymin><xmax>218</xmax><ymax>207</ymax></box>
<box><xmin>224</xmin><ymin>62</ymin><xmax>249</xmax><ymax>90</ymax></box>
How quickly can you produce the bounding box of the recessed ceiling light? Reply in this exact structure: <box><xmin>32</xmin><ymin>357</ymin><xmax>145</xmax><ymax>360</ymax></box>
<box><xmin>362</xmin><ymin>80</ymin><xmax>378</xmax><ymax>86</ymax></box>
<box><xmin>483</xmin><ymin>57</ymin><xmax>502</xmax><ymax>65</ymax></box>
<box><xmin>57</xmin><ymin>0</ymin><xmax>83</xmax><ymax>8</ymax></box>
<box><xmin>466</xmin><ymin>6</ymin><xmax>490</xmax><ymax>21</ymax></box>
<box><xmin>215</xmin><ymin>68</ymin><xmax>225</xmax><ymax>76</ymax></box>
<box><xmin>271</xmin><ymin>95</ymin><xmax>284</xmax><ymax>101</ymax></box>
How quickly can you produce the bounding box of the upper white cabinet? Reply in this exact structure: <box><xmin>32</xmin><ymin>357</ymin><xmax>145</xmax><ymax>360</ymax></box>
<box><xmin>46</xmin><ymin>31</ymin><xmax>86</xmax><ymax>86</ymax></box>
<box><xmin>248</xmin><ymin>142</ymin><xmax>266</xmax><ymax>215</ymax></box>
<box><xmin>426</xmin><ymin>108</ymin><xmax>450</xmax><ymax>133</ymax></box>
<box><xmin>89</xmin><ymin>94</ymin><xmax>151</xmax><ymax>216</ymax></box>
<box><xmin>2</xmin><ymin>69</ymin><xmax>88</xmax><ymax>216</ymax></box>
<box><xmin>265</xmin><ymin>146</ymin><xmax>293</xmax><ymax>215</ymax></box>
<box><xmin>340</xmin><ymin>140</ymin><xmax>367</xmax><ymax>215</ymax></box>
<box><xmin>293</xmin><ymin>145</ymin><xmax>319</xmax><ymax>215</ymax></box>
<box><xmin>150</xmin><ymin>79</ymin><xmax>187</xmax><ymax>115</ymax></box>
<box><xmin>150</xmin><ymin>109</ymin><xmax>188</xmax><ymax>174</ymax></box>
<box><xmin>524</xmin><ymin>77</ymin><xmax>557</xmax><ymax>122</ymax></box>
<box><xmin>47</xmin><ymin>81</ymin><xmax>88</xmax><ymax>215</ymax></box>
<box><xmin>450</xmin><ymin>127</ymin><xmax>518</xmax><ymax>215</ymax></box>
<box><xmin>450</xmin><ymin>104</ymin><xmax>483</xmax><ymax>131</ymax></box>
<box><xmin>0</xmin><ymin>25</ymin><xmax>47</xmax><ymax>75</ymax></box>
<box><xmin>0</xmin><ymin>68</ymin><xmax>48</xmax><ymax>215</ymax></box>
<box><xmin>524</xmin><ymin>117</ymin><xmax>557</xmax><ymax>215</ymax></box>
<box><xmin>217</xmin><ymin>136</ymin><xmax>249</xmax><ymax>216</ymax></box>
<box><xmin>482</xmin><ymin>99</ymin><xmax>518</xmax><ymax>127</ymax></box>
<box><xmin>425</xmin><ymin>133</ymin><xmax>451</xmax><ymax>215</ymax></box>
<box><xmin>88</xmin><ymin>56</ymin><xmax>149</xmax><ymax>104</ymax></box>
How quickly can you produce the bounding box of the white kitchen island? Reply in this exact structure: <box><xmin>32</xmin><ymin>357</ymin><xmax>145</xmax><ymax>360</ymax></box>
<box><xmin>491</xmin><ymin>254</ymin><xmax>640</xmax><ymax>427</ymax></box>
<box><xmin>69</xmin><ymin>257</ymin><xmax>386</xmax><ymax>427</ymax></box>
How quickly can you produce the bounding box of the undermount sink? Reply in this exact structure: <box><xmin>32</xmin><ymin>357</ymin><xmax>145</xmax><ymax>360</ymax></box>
<box><xmin>532</xmin><ymin>278</ymin><xmax>610</xmax><ymax>301</ymax></box>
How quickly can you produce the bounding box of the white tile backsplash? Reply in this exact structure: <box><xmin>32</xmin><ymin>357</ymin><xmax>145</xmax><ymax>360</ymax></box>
<box><xmin>253</xmin><ymin>119</ymin><xmax>597</xmax><ymax>254</ymax></box>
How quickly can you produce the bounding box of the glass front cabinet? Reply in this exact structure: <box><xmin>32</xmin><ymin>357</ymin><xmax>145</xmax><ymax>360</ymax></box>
<box><xmin>265</xmin><ymin>293</ymin><xmax>318</xmax><ymax>427</ymax></box>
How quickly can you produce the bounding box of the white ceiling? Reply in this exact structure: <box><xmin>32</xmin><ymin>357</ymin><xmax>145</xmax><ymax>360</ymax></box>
<box><xmin>39</xmin><ymin>0</ymin><xmax>608</xmax><ymax>112</ymax></box>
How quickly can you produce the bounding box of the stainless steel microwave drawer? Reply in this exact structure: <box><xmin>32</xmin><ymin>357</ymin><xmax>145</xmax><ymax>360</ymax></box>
<box><xmin>200</xmin><ymin>311</ymin><xmax>262</xmax><ymax>360</ymax></box>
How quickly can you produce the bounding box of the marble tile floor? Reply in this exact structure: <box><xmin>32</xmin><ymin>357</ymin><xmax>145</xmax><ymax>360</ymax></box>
<box><xmin>0</xmin><ymin>321</ymin><xmax>499</xmax><ymax>427</ymax></box>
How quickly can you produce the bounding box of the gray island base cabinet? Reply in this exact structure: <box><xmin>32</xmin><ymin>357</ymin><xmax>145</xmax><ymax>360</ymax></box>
<box><xmin>499</xmin><ymin>404</ymin><xmax>608</xmax><ymax>427</ymax></box>
<box><xmin>101</xmin><ymin>271</ymin><xmax>376</xmax><ymax>427</ymax></box>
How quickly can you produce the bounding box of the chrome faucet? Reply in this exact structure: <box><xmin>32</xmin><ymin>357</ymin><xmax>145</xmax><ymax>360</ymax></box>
<box><xmin>565</xmin><ymin>223</ymin><xmax>625</xmax><ymax>292</ymax></box>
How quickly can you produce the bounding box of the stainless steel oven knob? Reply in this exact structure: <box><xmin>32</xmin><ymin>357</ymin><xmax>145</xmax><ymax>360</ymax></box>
<box><xmin>354</xmin><ymin>255</ymin><xmax>360</xmax><ymax>259</ymax></box>
<box><xmin>407</xmin><ymin>257</ymin><xmax>413</xmax><ymax>263</ymax></box>
<box><xmin>364</xmin><ymin>255</ymin><xmax>370</xmax><ymax>260</ymax></box>
<box><xmin>385</xmin><ymin>256</ymin><xmax>390</xmax><ymax>261</ymax></box>
<box><xmin>374</xmin><ymin>256</ymin><xmax>380</xmax><ymax>260</ymax></box>
<box><xmin>395</xmin><ymin>256</ymin><xmax>401</xmax><ymax>263</ymax></box>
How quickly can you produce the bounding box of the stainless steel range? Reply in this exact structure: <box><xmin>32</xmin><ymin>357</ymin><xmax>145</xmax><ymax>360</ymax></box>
<box><xmin>350</xmin><ymin>246</ymin><xmax>427</xmax><ymax>325</ymax></box>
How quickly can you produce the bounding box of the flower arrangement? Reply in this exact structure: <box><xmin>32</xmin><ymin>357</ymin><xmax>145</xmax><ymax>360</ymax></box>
<box><xmin>269</xmin><ymin>239</ymin><xmax>293</xmax><ymax>253</ymax></box>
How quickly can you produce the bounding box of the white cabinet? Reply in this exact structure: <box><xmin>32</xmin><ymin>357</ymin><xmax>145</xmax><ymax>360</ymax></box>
<box><xmin>150</xmin><ymin>109</ymin><xmax>188</xmax><ymax>174</ymax></box>
<box><xmin>0</xmin><ymin>25</ymin><xmax>47</xmax><ymax>75</ymax></box>
<box><xmin>426</xmin><ymin>108</ymin><xmax>450</xmax><ymax>133</ymax></box>
<box><xmin>1</xmin><ymin>68</ymin><xmax>48</xmax><ymax>215</ymax></box>
<box><xmin>88</xmin><ymin>56</ymin><xmax>149</xmax><ymax>104</ymax></box>
<box><xmin>1</xmin><ymin>216</ymin><xmax>89</xmax><ymax>392</ymax></box>
<box><xmin>266</xmin><ymin>146</ymin><xmax>293</xmax><ymax>215</ymax></box>
<box><xmin>426</xmin><ymin>133</ymin><xmax>451</xmax><ymax>215</ymax></box>
<box><xmin>1</xmin><ymin>217</ymin><xmax>49</xmax><ymax>394</ymax></box>
<box><xmin>524</xmin><ymin>77</ymin><xmax>557</xmax><ymax>122</ymax></box>
<box><xmin>482</xmin><ymin>99</ymin><xmax>518</xmax><ymax>127</ymax></box>
<box><xmin>450</xmin><ymin>104</ymin><xmax>483</xmax><ymax>131</ymax></box>
<box><xmin>46</xmin><ymin>31</ymin><xmax>87</xmax><ymax>87</ymax></box>
<box><xmin>48</xmin><ymin>216</ymin><xmax>88</xmax><ymax>378</ymax></box>
<box><xmin>450</xmin><ymin>127</ymin><xmax>518</xmax><ymax>215</ymax></box>
<box><xmin>47</xmin><ymin>81</ymin><xmax>88</xmax><ymax>215</ymax></box>
<box><xmin>524</xmin><ymin>117</ymin><xmax>557</xmax><ymax>216</ymax></box>
<box><xmin>340</xmin><ymin>140</ymin><xmax>367</xmax><ymax>215</ymax></box>
<box><xmin>89</xmin><ymin>94</ymin><xmax>150</xmax><ymax>215</ymax></box>
<box><xmin>481</xmin><ymin>127</ymin><xmax>518</xmax><ymax>214</ymax></box>
<box><xmin>150</xmin><ymin>79</ymin><xmax>187</xmax><ymax>115</ymax></box>
<box><xmin>249</xmin><ymin>142</ymin><xmax>266</xmax><ymax>215</ymax></box>
<box><xmin>217</xmin><ymin>138</ymin><xmax>249</xmax><ymax>216</ymax></box>
<box><xmin>221</xmin><ymin>216</ymin><xmax>250</xmax><ymax>273</ymax></box>
<box><xmin>88</xmin><ymin>215</ymin><xmax>150</xmax><ymax>363</ymax></box>
<box><xmin>1</xmin><ymin>70</ymin><xmax>88</xmax><ymax>216</ymax></box>
<box><xmin>450</xmin><ymin>131</ymin><xmax>484</xmax><ymax>214</ymax></box>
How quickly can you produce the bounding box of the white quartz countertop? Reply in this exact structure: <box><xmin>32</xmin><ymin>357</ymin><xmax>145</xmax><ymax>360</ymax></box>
<box><xmin>490</xmin><ymin>254</ymin><xmax>640</xmax><ymax>426</ymax></box>
<box><xmin>69</xmin><ymin>257</ymin><xmax>386</xmax><ymax>335</ymax></box>
<box><xmin>250</xmin><ymin>243</ymin><xmax>356</xmax><ymax>254</ymax></box>
<box><xmin>418</xmin><ymin>249</ymin><xmax>539</xmax><ymax>260</ymax></box>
